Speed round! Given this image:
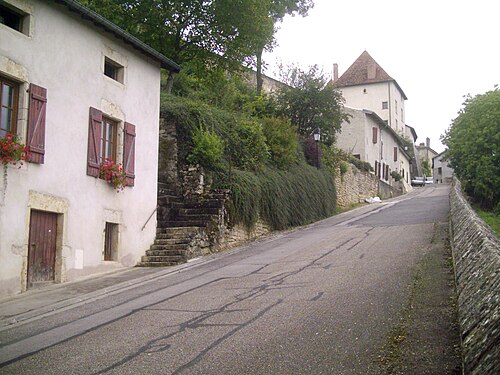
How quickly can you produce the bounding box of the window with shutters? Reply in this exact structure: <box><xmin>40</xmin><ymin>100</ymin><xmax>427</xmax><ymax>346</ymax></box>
<box><xmin>394</xmin><ymin>147</ymin><xmax>398</xmax><ymax>162</ymax></box>
<box><xmin>372</xmin><ymin>127</ymin><xmax>378</xmax><ymax>144</ymax></box>
<box><xmin>382</xmin><ymin>101</ymin><xmax>388</xmax><ymax>109</ymax></box>
<box><xmin>87</xmin><ymin>107</ymin><xmax>135</xmax><ymax>187</ymax></box>
<box><xmin>0</xmin><ymin>76</ymin><xmax>18</xmax><ymax>137</ymax></box>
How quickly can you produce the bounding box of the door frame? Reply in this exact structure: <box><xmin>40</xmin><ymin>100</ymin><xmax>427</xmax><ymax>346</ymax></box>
<box><xmin>22</xmin><ymin>191</ymin><xmax>68</xmax><ymax>292</ymax></box>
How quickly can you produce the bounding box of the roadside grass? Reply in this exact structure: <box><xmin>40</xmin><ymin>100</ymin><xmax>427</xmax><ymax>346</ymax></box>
<box><xmin>335</xmin><ymin>202</ymin><xmax>364</xmax><ymax>214</ymax></box>
<box><xmin>473</xmin><ymin>207</ymin><xmax>499</xmax><ymax>238</ymax></box>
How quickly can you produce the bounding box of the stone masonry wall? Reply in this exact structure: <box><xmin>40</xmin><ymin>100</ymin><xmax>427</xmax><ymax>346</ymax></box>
<box><xmin>449</xmin><ymin>178</ymin><xmax>499</xmax><ymax>374</ymax></box>
<box><xmin>335</xmin><ymin>164</ymin><xmax>378</xmax><ymax>209</ymax></box>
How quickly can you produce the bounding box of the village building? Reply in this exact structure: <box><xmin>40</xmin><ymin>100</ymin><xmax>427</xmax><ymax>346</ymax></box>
<box><xmin>333</xmin><ymin>51</ymin><xmax>413</xmax><ymax>190</ymax></box>
<box><xmin>416</xmin><ymin>137</ymin><xmax>439</xmax><ymax>177</ymax></box>
<box><xmin>0</xmin><ymin>0</ymin><xmax>180</xmax><ymax>296</ymax></box>
<box><xmin>433</xmin><ymin>150</ymin><xmax>454</xmax><ymax>184</ymax></box>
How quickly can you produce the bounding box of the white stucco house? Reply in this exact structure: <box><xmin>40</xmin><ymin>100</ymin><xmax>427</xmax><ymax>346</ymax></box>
<box><xmin>433</xmin><ymin>150</ymin><xmax>454</xmax><ymax>184</ymax></box>
<box><xmin>337</xmin><ymin>107</ymin><xmax>413</xmax><ymax>187</ymax></box>
<box><xmin>333</xmin><ymin>51</ymin><xmax>408</xmax><ymax>136</ymax></box>
<box><xmin>0</xmin><ymin>0</ymin><xmax>180</xmax><ymax>295</ymax></box>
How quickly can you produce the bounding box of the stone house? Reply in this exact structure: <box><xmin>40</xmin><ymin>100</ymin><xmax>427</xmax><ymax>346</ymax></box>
<box><xmin>0</xmin><ymin>0</ymin><xmax>180</xmax><ymax>296</ymax></box>
<box><xmin>333</xmin><ymin>51</ymin><xmax>413</xmax><ymax>190</ymax></box>
<box><xmin>433</xmin><ymin>150</ymin><xmax>453</xmax><ymax>184</ymax></box>
<box><xmin>416</xmin><ymin>138</ymin><xmax>438</xmax><ymax>177</ymax></box>
<box><xmin>337</xmin><ymin>107</ymin><xmax>413</xmax><ymax>187</ymax></box>
<box><xmin>333</xmin><ymin>51</ymin><xmax>408</xmax><ymax>136</ymax></box>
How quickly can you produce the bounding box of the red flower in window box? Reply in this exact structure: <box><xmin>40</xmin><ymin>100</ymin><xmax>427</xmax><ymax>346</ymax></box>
<box><xmin>99</xmin><ymin>158</ymin><xmax>127</xmax><ymax>192</ymax></box>
<box><xmin>0</xmin><ymin>134</ymin><xmax>29</xmax><ymax>166</ymax></box>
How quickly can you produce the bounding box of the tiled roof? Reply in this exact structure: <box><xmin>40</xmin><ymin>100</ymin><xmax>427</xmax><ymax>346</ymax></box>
<box><xmin>335</xmin><ymin>51</ymin><xmax>407</xmax><ymax>99</ymax></box>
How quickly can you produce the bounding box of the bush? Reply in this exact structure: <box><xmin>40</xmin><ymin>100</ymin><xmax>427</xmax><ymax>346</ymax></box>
<box><xmin>390</xmin><ymin>171</ymin><xmax>402</xmax><ymax>182</ymax></box>
<box><xmin>260</xmin><ymin>117</ymin><xmax>300</xmax><ymax>169</ymax></box>
<box><xmin>187</xmin><ymin>127</ymin><xmax>224</xmax><ymax>170</ymax></box>
<box><xmin>349</xmin><ymin>156</ymin><xmax>373</xmax><ymax>172</ymax></box>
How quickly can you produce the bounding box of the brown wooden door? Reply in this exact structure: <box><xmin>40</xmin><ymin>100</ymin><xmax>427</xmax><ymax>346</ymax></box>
<box><xmin>28</xmin><ymin>210</ymin><xmax>57</xmax><ymax>287</ymax></box>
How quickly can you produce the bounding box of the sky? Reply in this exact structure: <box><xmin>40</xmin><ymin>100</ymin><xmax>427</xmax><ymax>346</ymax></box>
<box><xmin>263</xmin><ymin>0</ymin><xmax>499</xmax><ymax>153</ymax></box>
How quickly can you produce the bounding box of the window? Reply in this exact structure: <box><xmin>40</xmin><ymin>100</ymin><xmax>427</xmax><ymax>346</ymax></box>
<box><xmin>100</xmin><ymin>117</ymin><xmax>118</xmax><ymax>163</ymax></box>
<box><xmin>395</xmin><ymin>100</ymin><xmax>398</xmax><ymax>114</ymax></box>
<box><xmin>0</xmin><ymin>3</ymin><xmax>29</xmax><ymax>35</ymax></box>
<box><xmin>104</xmin><ymin>57</ymin><xmax>124</xmax><ymax>83</ymax></box>
<box><xmin>353</xmin><ymin>154</ymin><xmax>360</xmax><ymax>160</ymax></box>
<box><xmin>363</xmin><ymin>88</ymin><xmax>367</xmax><ymax>94</ymax></box>
<box><xmin>0</xmin><ymin>76</ymin><xmax>18</xmax><ymax>137</ymax></box>
<box><xmin>382</xmin><ymin>101</ymin><xmax>388</xmax><ymax>109</ymax></box>
<box><xmin>104</xmin><ymin>222</ymin><xmax>118</xmax><ymax>261</ymax></box>
<box><xmin>401</xmin><ymin>108</ymin><xmax>404</xmax><ymax>122</ymax></box>
<box><xmin>87</xmin><ymin>107</ymin><xmax>136</xmax><ymax>186</ymax></box>
<box><xmin>394</xmin><ymin>147</ymin><xmax>398</xmax><ymax>162</ymax></box>
<box><xmin>375</xmin><ymin>161</ymin><xmax>378</xmax><ymax>176</ymax></box>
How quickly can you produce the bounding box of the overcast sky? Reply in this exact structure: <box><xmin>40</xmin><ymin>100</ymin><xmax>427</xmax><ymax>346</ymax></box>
<box><xmin>263</xmin><ymin>0</ymin><xmax>499</xmax><ymax>153</ymax></box>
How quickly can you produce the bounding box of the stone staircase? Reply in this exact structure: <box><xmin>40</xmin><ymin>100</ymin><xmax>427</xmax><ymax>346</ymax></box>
<box><xmin>137</xmin><ymin>183</ymin><xmax>226</xmax><ymax>267</ymax></box>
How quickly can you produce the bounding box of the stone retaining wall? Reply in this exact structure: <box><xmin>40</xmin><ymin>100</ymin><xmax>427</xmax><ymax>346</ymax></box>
<box><xmin>449</xmin><ymin>178</ymin><xmax>499</xmax><ymax>374</ymax></box>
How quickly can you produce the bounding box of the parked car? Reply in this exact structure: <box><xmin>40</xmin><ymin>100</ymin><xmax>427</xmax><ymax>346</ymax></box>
<box><xmin>411</xmin><ymin>176</ymin><xmax>426</xmax><ymax>187</ymax></box>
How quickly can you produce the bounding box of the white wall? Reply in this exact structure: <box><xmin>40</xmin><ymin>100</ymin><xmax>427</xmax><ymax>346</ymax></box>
<box><xmin>0</xmin><ymin>0</ymin><xmax>162</xmax><ymax>295</ymax></box>
<box><xmin>340</xmin><ymin>81</ymin><xmax>406</xmax><ymax>134</ymax></box>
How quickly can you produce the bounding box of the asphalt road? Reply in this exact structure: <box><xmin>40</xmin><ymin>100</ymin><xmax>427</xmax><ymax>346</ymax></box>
<box><xmin>0</xmin><ymin>185</ymin><xmax>456</xmax><ymax>374</ymax></box>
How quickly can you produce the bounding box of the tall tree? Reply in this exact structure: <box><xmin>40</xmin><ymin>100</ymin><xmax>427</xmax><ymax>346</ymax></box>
<box><xmin>256</xmin><ymin>0</ymin><xmax>314</xmax><ymax>95</ymax></box>
<box><xmin>275</xmin><ymin>64</ymin><xmax>348</xmax><ymax>146</ymax></box>
<box><xmin>441</xmin><ymin>88</ymin><xmax>500</xmax><ymax>211</ymax></box>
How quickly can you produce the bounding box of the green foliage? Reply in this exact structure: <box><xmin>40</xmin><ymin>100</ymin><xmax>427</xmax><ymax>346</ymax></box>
<box><xmin>349</xmin><ymin>156</ymin><xmax>373</xmax><ymax>173</ymax></box>
<box><xmin>160</xmin><ymin>94</ymin><xmax>268</xmax><ymax>171</ymax></box>
<box><xmin>216</xmin><ymin>163</ymin><xmax>336</xmax><ymax>230</ymax></box>
<box><xmin>187</xmin><ymin>127</ymin><xmax>224</xmax><ymax>170</ymax></box>
<box><xmin>260</xmin><ymin>117</ymin><xmax>300</xmax><ymax>169</ymax></box>
<box><xmin>390</xmin><ymin>171</ymin><xmax>402</xmax><ymax>182</ymax></box>
<box><xmin>474</xmin><ymin>206</ymin><xmax>499</xmax><ymax>238</ymax></box>
<box><xmin>79</xmin><ymin>0</ymin><xmax>274</xmax><ymax>68</ymax></box>
<box><xmin>421</xmin><ymin>159</ymin><xmax>432</xmax><ymax>177</ymax></box>
<box><xmin>275</xmin><ymin>64</ymin><xmax>348</xmax><ymax>145</ymax></box>
<box><xmin>441</xmin><ymin>88</ymin><xmax>500</xmax><ymax>211</ymax></box>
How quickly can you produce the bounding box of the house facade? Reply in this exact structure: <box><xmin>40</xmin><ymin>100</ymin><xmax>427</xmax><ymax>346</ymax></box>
<box><xmin>0</xmin><ymin>0</ymin><xmax>179</xmax><ymax>295</ymax></box>
<box><xmin>433</xmin><ymin>150</ymin><xmax>453</xmax><ymax>184</ymax></box>
<box><xmin>337</xmin><ymin>107</ymin><xmax>412</xmax><ymax>186</ymax></box>
<box><xmin>334</xmin><ymin>51</ymin><xmax>408</xmax><ymax>135</ymax></box>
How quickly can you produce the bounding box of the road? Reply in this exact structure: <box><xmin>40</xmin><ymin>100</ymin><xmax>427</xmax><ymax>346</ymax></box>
<box><xmin>0</xmin><ymin>185</ymin><xmax>460</xmax><ymax>374</ymax></box>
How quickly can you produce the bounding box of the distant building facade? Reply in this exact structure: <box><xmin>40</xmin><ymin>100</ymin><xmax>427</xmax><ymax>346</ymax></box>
<box><xmin>433</xmin><ymin>150</ymin><xmax>454</xmax><ymax>183</ymax></box>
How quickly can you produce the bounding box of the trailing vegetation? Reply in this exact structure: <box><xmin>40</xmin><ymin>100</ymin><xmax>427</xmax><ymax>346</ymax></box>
<box><xmin>215</xmin><ymin>164</ymin><xmax>336</xmax><ymax>230</ymax></box>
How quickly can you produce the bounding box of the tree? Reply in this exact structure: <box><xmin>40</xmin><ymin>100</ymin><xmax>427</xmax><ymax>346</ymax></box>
<box><xmin>441</xmin><ymin>88</ymin><xmax>500</xmax><ymax>211</ymax></box>
<box><xmin>275</xmin><ymin>64</ymin><xmax>348</xmax><ymax>146</ymax></box>
<box><xmin>255</xmin><ymin>0</ymin><xmax>314</xmax><ymax>95</ymax></box>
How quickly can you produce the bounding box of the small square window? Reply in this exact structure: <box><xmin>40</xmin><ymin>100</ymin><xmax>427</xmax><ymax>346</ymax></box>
<box><xmin>382</xmin><ymin>101</ymin><xmax>388</xmax><ymax>109</ymax></box>
<box><xmin>104</xmin><ymin>58</ymin><xmax>124</xmax><ymax>83</ymax></box>
<box><xmin>0</xmin><ymin>3</ymin><xmax>29</xmax><ymax>35</ymax></box>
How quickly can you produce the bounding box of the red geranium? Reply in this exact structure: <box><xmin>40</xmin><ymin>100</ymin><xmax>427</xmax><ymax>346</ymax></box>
<box><xmin>0</xmin><ymin>134</ymin><xmax>29</xmax><ymax>166</ymax></box>
<box><xmin>99</xmin><ymin>158</ymin><xmax>127</xmax><ymax>192</ymax></box>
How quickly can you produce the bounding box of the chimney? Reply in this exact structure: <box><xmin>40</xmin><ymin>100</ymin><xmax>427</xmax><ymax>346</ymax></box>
<box><xmin>333</xmin><ymin>63</ymin><xmax>338</xmax><ymax>82</ymax></box>
<box><xmin>426</xmin><ymin>137</ymin><xmax>430</xmax><ymax>148</ymax></box>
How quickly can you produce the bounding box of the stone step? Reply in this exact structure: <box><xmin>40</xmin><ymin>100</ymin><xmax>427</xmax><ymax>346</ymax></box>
<box><xmin>136</xmin><ymin>261</ymin><xmax>184</xmax><ymax>267</ymax></box>
<box><xmin>150</xmin><ymin>243</ymin><xmax>189</xmax><ymax>251</ymax></box>
<box><xmin>145</xmin><ymin>248</ymin><xmax>186</xmax><ymax>256</ymax></box>
<box><xmin>156</xmin><ymin>227</ymin><xmax>202</xmax><ymax>235</ymax></box>
<box><xmin>178</xmin><ymin>207</ymin><xmax>220</xmax><ymax>216</ymax></box>
<box><xmin>171</xmin><ymin>214</ymin><xmax>215</xmax><ymax>222</ymax></box>
<box><xmin>170</xmin><ymin>200</ymin><xmax>223</xmax><ymax>209</ymax></box>
<box><xmin>140</xmin><ymin>255</ymin><xmax>186</xmax><ymax>263</ymax></box>
<box><xmin>159</xmin><ymin>220</ymin><xmax>207</xmax><ymax>228</ymax></box>
<box><xmin>153</xmin><ymin>238</ymin><xmax>191</xmax><ymax>245</ymax></box>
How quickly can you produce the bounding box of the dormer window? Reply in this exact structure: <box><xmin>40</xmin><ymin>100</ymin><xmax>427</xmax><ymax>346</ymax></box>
<box><xmin>104</xmin><ymin>57</ymin><xmax>124</xmax><ymax>83</ymax></box>
<box><xmin>0</xmin><ymin>2</ymin><xmax>30</xmax><ymax>35</ymax></box>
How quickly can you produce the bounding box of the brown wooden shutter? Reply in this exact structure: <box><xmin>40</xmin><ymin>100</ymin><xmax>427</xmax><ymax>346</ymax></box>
<box><xmin>27</xmin><ymin>84</ymin><xmax>47</xmax><ymax>164</ymax></box>
<box><xmin>123</xmin><ymin>122</ymin><xmax>136</xmax><ymax>186</ymax></box>
<box><xmin>372</xmin><ymin>127</ymin><xmax>378</xmax><ymax>144</ymax></box>
<box><xmin>394</xmin><ymin>147</ymin><xmax>398</xmax><ymax>162</ymax></box>
<box><xmin>87</xmin><ymin>107</ymin><xmax>102</xmax><ymax>177</ymax></box>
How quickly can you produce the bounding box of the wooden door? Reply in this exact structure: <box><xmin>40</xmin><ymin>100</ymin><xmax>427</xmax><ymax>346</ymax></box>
<box><xmin>28</xmin><ymin>210</ymin><xmax>57</xmax><ymax>287</ymax></box>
